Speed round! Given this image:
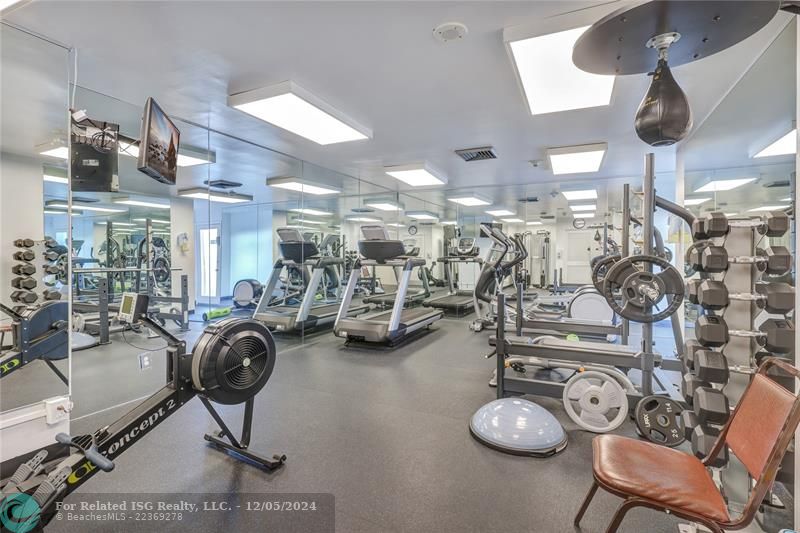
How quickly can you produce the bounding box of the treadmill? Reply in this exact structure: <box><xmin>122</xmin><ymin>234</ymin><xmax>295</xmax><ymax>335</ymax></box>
<box><xmin>253</xmin><ymin>228</ymin><xmax>369</xmax><ymax>332</ymax></box>
<box><xmin>334</xmin><ymin>226</ymin><xmax>443</xmax><ymax>344</ymax></box>
<box><xmin>361</xmin><ymin>240</ymin><xmax>430</xmax><ymax>307</ymax></box>
<box><xmin>423</xmin><ymin>237</ymin><xmax>482</xmax><ymax>313</ymax></box>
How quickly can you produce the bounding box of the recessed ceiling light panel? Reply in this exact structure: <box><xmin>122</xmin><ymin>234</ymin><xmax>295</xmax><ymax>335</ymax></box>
<box><xmin>694</xmin><ymin>178</ymin><xmax>756</xmax><ymax>193</ymax></box>
<box><xmin>266</xmin><ymin>176</ymin><xmax>342</xmax><ymax>195</ymax></box>
<box><xmin>547</xmin><ymin>143</ymin><xmax>607</xmax><ymax>175</ymax></box>
<box><xmin>447</xmin><ymin>194</ymin><xmax>492</xmax><ymax>206</ymax></box>
<box><xmin>486</xmin><ymin>209</ymin><xmax>515</xmax><ymax>217</ymax></box>
<box><xmin>384</xmin><ymin>162</ymin><xmax>447</xmax><ymax>187</ymax></box>
<box><xmin>753</xmin><ymin>129</ymin><xmax>797</xmax><ymax>158</ymax></box>
<box><xmin>228</xmin><ymin>81</ymin><xmax>371</xmax><ymax>145</ymax></box>
<box><xmin>561</xmin><ymin>189</ymin><xmax>597</xmax><ymax>201</ymax></box>
<box><xmin>569</xmin><ymin>204</ymin><xmax>596</xmax><ymax>212</ymax></box>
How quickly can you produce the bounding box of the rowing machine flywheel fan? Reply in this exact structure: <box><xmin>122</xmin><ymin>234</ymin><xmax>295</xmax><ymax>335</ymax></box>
<box><xmin>191</xmin><ymin>318</ymin><xmax>276</xmax><ymax>405</ymax></box>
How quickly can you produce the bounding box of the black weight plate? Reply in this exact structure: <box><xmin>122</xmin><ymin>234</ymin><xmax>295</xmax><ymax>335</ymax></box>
<box><xmin>591</xmin><ymin>253</ymin><xmax>621</xmax><ymax>292</ymax></box>
<box><xmin>634</xmin><ymin>395</ymin><xmax>685</xmax><ymax>447</ymax></box>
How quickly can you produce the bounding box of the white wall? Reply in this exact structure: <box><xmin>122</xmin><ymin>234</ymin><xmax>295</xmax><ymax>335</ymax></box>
<box><xmin>170</xmin><ymin>197</ymin><xmax>196</xmax><ymax>310</ymax></box>
<box><xmin>0</xmin><ymin>153</ymin><xmax>45</xmax><ymax>307</ymax></box>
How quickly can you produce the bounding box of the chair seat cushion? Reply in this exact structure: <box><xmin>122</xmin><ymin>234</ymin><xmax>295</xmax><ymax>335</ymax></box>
<box><xmin>593</xmin><ymin>435</ymin><xmax>730</xmax><ymax>523</ymax></box>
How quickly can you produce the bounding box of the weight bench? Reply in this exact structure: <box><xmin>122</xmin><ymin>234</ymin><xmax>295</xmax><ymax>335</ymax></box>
<box><xmin>574</xmin><ymin>357</ymin><xmax>800</xmax><ymax>533</ymax></box>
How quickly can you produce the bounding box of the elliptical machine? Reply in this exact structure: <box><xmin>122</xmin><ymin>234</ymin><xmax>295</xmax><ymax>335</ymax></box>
<box><xmin>0</xmin><ymin>293</ymin><xmax>285</xmax><ymax>531</ymax></box>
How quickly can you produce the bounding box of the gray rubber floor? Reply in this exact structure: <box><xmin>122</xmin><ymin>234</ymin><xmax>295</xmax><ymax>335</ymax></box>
<box><xmin>44</xmin><ymin>316</ymin><xmax>711</xmax><ymax>533</ymax></box>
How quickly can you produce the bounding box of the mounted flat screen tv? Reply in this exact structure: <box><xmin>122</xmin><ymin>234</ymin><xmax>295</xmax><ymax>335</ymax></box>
<box><xmin>137</xmin><ymin>97</ymin><xmax>180</xmax><ymax>185</ymax></box>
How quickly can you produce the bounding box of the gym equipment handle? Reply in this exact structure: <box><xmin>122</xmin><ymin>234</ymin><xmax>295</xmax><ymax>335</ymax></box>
<box><xmin>56</xmin><ymin>432</ymin><xmax>115</xmax><ymax>472</ymax></box>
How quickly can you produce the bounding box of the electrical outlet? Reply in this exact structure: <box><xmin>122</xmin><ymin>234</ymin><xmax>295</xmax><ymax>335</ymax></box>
<box><xmin>138</xmin><ymin>352</ymin><xmax>152</xmax><ymax>371</ymax></box>
<box><xmin>44</xmin><ymin>397</ymin><xmax>72</xmax><ymax>425</ymax></box>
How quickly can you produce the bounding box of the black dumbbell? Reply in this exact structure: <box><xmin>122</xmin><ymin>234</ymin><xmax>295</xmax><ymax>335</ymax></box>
<box><xmin>11</xmin><ymin>263</ymin><xmax>36</xmax><ymax>276</ymax></box>
<box><xmin>691</xmin><ymin>426</ymin><xmax>729</xmax><ymax>468</ymax></box>
<box><xmin>696</xmin><ymin>279</ymin><xmax>794</xmax><ymax>314</ymax></box>
<box><xmin>42</xmin><ymin>264</ymin><xmax>61</xmax><ymax>275</ymax></box>
<box><xmin>691</xmin><ymin>212</ymin><xmax>729</xmax><ymax>241</ymax></box>
<box><xmin>686</xmin><ymin>279</ymin><xmax>700</xmax><ymax>304</ymax></box>
<box><xmin>691</xmin><ymin>350</ymin><xmax>729</xmax><ymax>384</ymax></box>
<box><xmin>12</xmin><ymin>305</ymin><xmax>27</xmax><ymax>315</ymax></box>
<box><xmin>43</xmin><ymin>250</ymin><xmax>61</xmax><ymax>261</ymax></box>
<box><xmin>679</xmin><ymin>410</ymin><xmax>699</xmax><ymax>442</ymax></box>
<box><xmin>13</xmin><ymin>250</ymin><xmax>35</xmax><ymax>261</ymax></box>
<box><xmin>688</xmin><ymin>244</ymin><xmax>792</xmax><ymax>275</ymax></box>
<box><xmin>11</xmin><ymin>290</ymin><xmax>37</xmax><ymax>304</ymax></box>
<box><xmin>682</xmin><ymin>373</ymin><xmax>709</xmax><ymax>405</ymax></box>
<box><xmin>695</xmin><ymin>315</ymin><xmax>794</xmax><ymax>353</ymax></box>
<box><xmin>11</xmin><ymin>276</ymin><xmax>37</xmax><ymax>290</ymax></box>
<box><xmin>684</xmin><ymin>339</ymin><xmax>703</xmax><ymax>371</ymax></box>
<box><xmin>13</xmin><ymin>238</ymin><xmax>35</xmax><ymax>248</ymax></box>
<box><xmin>693</xmin><ymin>387</ymin><xmax>730</xmax><ymax>425</ymax></box>
<box><xmin>759</xmin><ymin>211</ymin><xmax>790</xmax><ymax>237</ymax></box>
<box><xmin>42</xmin><ymin>289</ymin><xmax>62</xmax><ymax>301</ymax></box>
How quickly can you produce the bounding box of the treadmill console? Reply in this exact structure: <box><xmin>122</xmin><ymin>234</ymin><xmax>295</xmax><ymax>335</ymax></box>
<box><xmin>361</xmin><ymin>225</ymin><xmax>390</xmax><ymax>240</ymax></box>
<box><xmin>455</xmin><ymin>237</ymin><xmax>479</xmax><ymax>257</ymax></box>
<box><xmin>118</xmin><ymin>292</ymin><xmax>148</xmax><ymax>323</ymax></box>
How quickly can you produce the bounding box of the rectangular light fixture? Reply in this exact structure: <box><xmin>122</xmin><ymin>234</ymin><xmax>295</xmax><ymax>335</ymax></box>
<box><xmin>292</xmin><ymin>218</ymin><xmax>325</xmax><ymax>225</ymax></box>
<box><xmin>46</xmin><ymin>201</ymin><xmax>126</xmax><ymax>213</ymax></box>
<box><xmin>506</xmin><ymin>26</ymin><xmax>615</xmax><ymax>115</ymax></box>
<box><xmin>364</xmin><ymin>199</ymin><xmax>403</xmax><ymax>212</ymax></box>
<box><xmin>118</xmin><ymin>140</ymin><xmax>215</xmax><ymax>167</ymax></box>
<box><xmin>38</xmin><ymin>146</ymin><xmax>68</xmax><ymax>159</ymax></box>
<box><xmin>547</xmin><ymin>143</ymin><xmax>607</xmax><ymax>175</ymax></box>
<box><xmin>486</xmin><ymin>209</ymin><xmax>515</xmax><ymax>217</ymax></box>
<box><xmin>780</xmin><ymin>197</ymin><xmax>792</xmax><ymax>202</ymax></box>
<box><xmin>694</xmin><ymin>178</ymin><xmax>756</xmax><ymax>193</ymax></box>
<box><xmin>569</xmin><ymin>204</ymin><xmax>596</xmax><ymax>212</ymax></box>
<box><xmin>386</xmin><ymin>222</ymin><xmax>406</xmax><ymax>228</ymax></box>
<box><xmin>406</xmin><ymin>210</ymin><xmax>439</xmax><ymax>221</ymax></box>
<box><xmin>267</xmin><ymin>176</ymin><xmax>342</xmax><ymax>195</ymax></box>
<box><xmin>684</xmin><ymin>198</ymin><xmax>711</xmax><ymax>206</ymax></box>
<box><xmin>501</xmin><ymin>218</ymin><xmax>524</xmax><ymax>223</ymax></box>
<box><xmin>526</xmin><ymin>221</ymin><xmax>543</xmax><ymax>226</ymax></box>
<box><xmin>746</xmin><ymin>205</ymin><xmax>791</xmax><ymax>212</ymax></box>
<box><xmin>43</xmin><ymin>165</ymin><xmax>68</xmax><ymax>184</ymax></box>
<box><xmin>177</xmin><ymin>187</ymin><xmax>253</xmax><ymax>204</ymax></box>
<box><xmin>573</xmin><ymin>212</ymin><xmax>595</xmax><ymax>219</ymax></box>
<box><xmin>112</xmin><ymin>198</ymin><xmax>170</xmax><ymax>209</ymax></box>
<box><xmin>44</xmin><ymin>210</ymin><xmax>68</xmax><ymax>215</ymax></box>
<box><xmin>384</xmin><ymin>163</ymin><xmax>447</xmax><ymax>187</ymax></box>
<box><xmin>95</xmin><ymin>221</ymin><xmax>136</xmax><ymax>227</ymax></box>
<box><xmin>345</xmin><ymin>216</ymin><xmax>382</xmax><ymax>223</ymax></box>
<box><xmin>753</xmin><ymin>129</ymin><xmax>797</xmax><ymax>158</ymax></box>
<box><xmin>228</xmin><ymin>81</ymin><xmax>371</xmax><ymax>145</ymax></box>
<box><xmin>447</xmin><ymin>194</ymin><xmax>491</xmax><ymax>207</ymax></box>
<box><xmin>561</xmin><ymin>189</ymin><xmax>597</xmax><ymax>201</ymax></box>
<box><xmin>133</xmin><ymin>218</ymin><xmax>170</xmax><ymax>224</ymax></box>
<box><xmin>441</xmin><ymin>220</ymin><xmax>458</xmax><ymax>225</ymax></box>
<box><xmin>289</xmin><ymin>207</ymin><xmax>332</xmax><ymax>216</ymax></box>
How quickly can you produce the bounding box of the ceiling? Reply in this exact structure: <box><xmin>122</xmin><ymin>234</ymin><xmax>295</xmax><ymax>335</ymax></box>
<box><xmin>4</xmin><ymin>1</ymin><xmax>795</xmax><ymax>199</ymax></box>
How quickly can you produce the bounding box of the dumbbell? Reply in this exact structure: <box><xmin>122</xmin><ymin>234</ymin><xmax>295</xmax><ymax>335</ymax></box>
<box><xmin>11</xmin><ymin>290</ymin><xmax>37</xmax><ymax>304</ymax></box>
<box><xmin>755</xmin><ymin>211</ymin><xmax>790</xmax><ymax>237</ymax></box>
<box><xmin>43</xmin><ymin>250</ymin><xmax>61</xmax><ymax>261</ymax></box>
<box><xmin>693</xmin><ymin>387</ymin><xmax>730</xmax><ymax>425</ymax></box>
<box><xmin>681</xmin><ymin>373</ymin><xmax>708</xmax><ymax>405</ymax></box>
<box><xmin>688</xmin><ymin>244</ymin><xmax>792</xmax><ymax>275</ymax></box>
<box><xmin>42</xmin><ymin>289</ymin><xmax>62</xmax><ymax>301</ymax></box>
<box><xmin>11</xmin><ymin>263</ymin><xmax>35</xmax><ymax>276</ymax></box>
<box><xmin>684</xmin><ymin>339</ymin><xmax>704</xmax><ymax>371</ymax></box>
<box><xmin>43</xmin><ymin>236</ymin><xmax>57</xmax><ymax>248</ymax></box>
<box><xmin>13</xmin><ymin>238</ymin><xmax>34</xmax><ymax>248</ymax></box>
<box><xmin>679</xmin><ymin>410</ymin><xmax>699</xmax><ymax>441</ymax></box>
<box><xmin>691</xmin><ymin>426</ymin><xmax>729</xmax><ymax>468</ymax></box>
<box><xmin>13</xmin><ymin>250</ymin><xmax>35</xmax><ymax>262</ymax></box>
<box><xmin>692</xmin><ymin>212</ymin><xmax>729</xmax><ymax>240</ymax></box>
<box><xmin>11</xmin><ymin>276</ymin><xmax>37</xmax><ymax>290</ymax></box>
<box><xmin>691</xmin><ymin>350</ymin><xmax>729</xmax><ymax>384</ymax></box>
<box><xmin>695</xmin><ymin>315</ymin><xmax>794</xmax><ymax>353</ymax></box>
<box><xmin>695</xmin><ymin>279</ymin><xmax>794</xmax><ymax>314</ymax></box>
<box><xmin>42</xmin><ymin>264</ymin><xmax>61</xmax><ymax>275</ymax></box>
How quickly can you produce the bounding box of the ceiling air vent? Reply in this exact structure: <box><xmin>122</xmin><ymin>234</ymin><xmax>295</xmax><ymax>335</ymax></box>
<box><xmin>351</xmin><ymin>207</ymin><xmax>375</xmax><ymax>213</ymax></box>
<box><xmin>541</xmin><ymin>214</ymin><xmax>555</xmax><ymax>220</ymax></box>
<box><xmin>520</xmin><ymin>196</ymin><xmax>539</xmax><ymax>203</ymax></box>
<box><xmin>455</xmin><ymin>146</ymin><xmax>497</xmax><ymax>162</ymax></box>
<box><xmin>204</xmin><ymin>179</ymin><xmax>243</xmax><ymax>189</ymax></box>
<box><xmin>763</xmin><ymin>180</ymin><xmax>790</xmax><ymax>188</ymax></box>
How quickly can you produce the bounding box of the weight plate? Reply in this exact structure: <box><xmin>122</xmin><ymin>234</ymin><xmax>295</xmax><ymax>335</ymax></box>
<box><xmin>602</xmin><ymin>255</ymin><xmax>684</xmax><ymax>323</ymax></box>
<box><xmin>562</xmin><ymin>371</ymin><xmax>628</xmax><ymax>433</ymax></box>
<box><xmin>591</xmin><ymin>253</ymin><xmax>621</xmax><ymax>292</ymax></box>
<box><xmin>153</xmin><ymin>257</ymin><xmax>171</xmax><ymax>283</ymax></box>
<box><xmin>634</xmin><ymin>395</ymin><xmax>685</xmax><ymax>447</ymax></box>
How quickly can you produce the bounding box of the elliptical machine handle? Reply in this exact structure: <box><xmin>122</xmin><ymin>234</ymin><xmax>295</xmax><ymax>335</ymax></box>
<box><xmin>480</xmin><ymin>223</ymin><xmax>509</xmax><ymax>269</ymax></box>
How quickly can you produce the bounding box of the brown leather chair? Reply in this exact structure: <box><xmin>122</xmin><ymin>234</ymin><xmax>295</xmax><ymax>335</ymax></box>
<box><xmin>574</xmin><ymin>357</ymin><xmax>800</xmax><ymax>533</ymax></box>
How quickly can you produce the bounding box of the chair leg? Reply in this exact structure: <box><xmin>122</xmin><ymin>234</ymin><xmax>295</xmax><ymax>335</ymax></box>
<box><xmin>574</xmin><ymin>480</ymin><xmax>599</xmax><ymax>526</ymax></box>
<box><xmin>604</xmin><ymin>499</ymin><xmax>639</xmax><ymax>533</ymax></box>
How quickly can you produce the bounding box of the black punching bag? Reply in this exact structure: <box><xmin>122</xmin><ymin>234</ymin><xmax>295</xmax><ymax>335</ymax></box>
<box><xmin>634</xmin><ymin>59</ymin><xmax>692</xmax><ymax>146</ymax></box>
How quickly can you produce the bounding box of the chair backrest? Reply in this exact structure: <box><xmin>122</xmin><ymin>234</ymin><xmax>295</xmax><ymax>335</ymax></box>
<box><xmin>716</xmin><ymin>358</ymin><xmax>800</xmax><ymax>526</ymax></box>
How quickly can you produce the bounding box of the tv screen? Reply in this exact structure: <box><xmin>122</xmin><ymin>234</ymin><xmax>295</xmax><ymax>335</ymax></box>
<box><xmin>137</xmin><ymin>97</ymin><xmax>180</xmax><ymax>185</ymax></box>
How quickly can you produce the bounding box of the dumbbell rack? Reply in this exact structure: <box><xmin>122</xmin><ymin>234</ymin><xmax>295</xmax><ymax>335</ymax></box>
<box><xmin>686</xmin><ymin>216</ymin><xmax>794</xmax><ymax>521</ymax></box>
<box><xmin>9</xmin><ymin>239</ymin><xmax>64</xmax><ymax>310</ymax></box>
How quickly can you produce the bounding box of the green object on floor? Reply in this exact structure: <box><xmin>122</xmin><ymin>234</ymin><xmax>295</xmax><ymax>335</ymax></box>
<box><xmin>566</xmin><ymin>333</ymin><xmax>580</xmax><ymax>342</ymax></box>
<box><xmin>202</xmin><ymin>307</ymin><xmax>231</xmax><ymax>321</ymax></box>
